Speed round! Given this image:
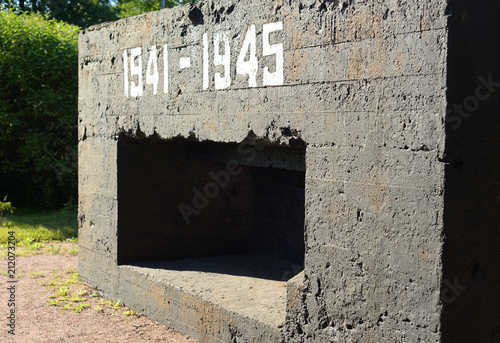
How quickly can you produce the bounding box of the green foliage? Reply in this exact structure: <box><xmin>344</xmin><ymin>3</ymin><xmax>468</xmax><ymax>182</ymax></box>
<box><xmin>116</xmin><ymin>0</ymin><xmax>197</xmax><ymax>19</ymax></box>
<box><xmin>0</xmin><ymin>1</ymin><xmax>194</xmax><ymax>207</ymax></box>
<box><xmin>0</xmin><ymin>12</ymin><xmax>79</xmax><ymax>207</ymax></box>
<box><xmin>1</xmin><ymin>0</ymin><xmax>197</xmax><ymax>24</ymax></box>
<box><xmin>116</xmin><ymin>0</ymin><xmax>163</xmax><ymax>18</ymax></box>
<box><xmin>0</xmin><ymin>195</ymin><xmax>14</xmax><ymax>222</ymax></box>
<box><xmin>0</xmin><ymin>0</ymin><xmax>119</xmax><ymax>28</ymax></box>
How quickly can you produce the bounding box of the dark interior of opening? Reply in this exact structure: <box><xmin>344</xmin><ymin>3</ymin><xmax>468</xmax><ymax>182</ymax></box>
<box><xmin>442</xmin><ymin>1</ymin><xmax>500</xmax><ymax>342</ymax></box>
<box><xmin>117</xmin><ymin>136</ymin><xmax>306</xmax><ymax>275</ymax></box>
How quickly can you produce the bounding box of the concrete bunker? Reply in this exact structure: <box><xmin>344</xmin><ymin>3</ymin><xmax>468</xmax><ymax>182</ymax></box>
<box><xmin>79</xmin><ymin>1</ymin><xmax>500</xmax><ymax>342</ymax></box>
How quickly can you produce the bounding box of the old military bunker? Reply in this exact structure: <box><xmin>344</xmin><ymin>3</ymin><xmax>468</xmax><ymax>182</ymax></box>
<box><xmin>78</xmin><ymin>0</ymin><xmax>500</xmax><ymax>342</ymax></box>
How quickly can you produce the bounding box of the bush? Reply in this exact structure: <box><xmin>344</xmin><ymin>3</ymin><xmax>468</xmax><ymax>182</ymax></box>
<box><xmin>0</xmin><ymin>11</ymin><xmax>79</xmax><ymax>208</ymax></box>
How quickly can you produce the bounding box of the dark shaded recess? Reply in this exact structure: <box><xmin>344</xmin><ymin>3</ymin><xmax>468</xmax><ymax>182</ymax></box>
<box><xmin>252</xmin><ymin>167</ymin><xmax>305</xmax><ymax>263</ymax></box>
<box><xmin>188</xmin><ymin>4</ymin><xmax>203</xmax><ymax>25</ymax></box>
<box><xmin>130</xmin><ymin>254</ymin><xmax>299</xmax><ymax>282</ymax></box>
<box><xmin>442</xmin><ymin>1</ymin><xmax>500</xmax><ymax>342</ymax></box>
<box><xmin>117</xmin><ymin>137</ymin><xmax>305</xmax><ymax>274</ymax></box>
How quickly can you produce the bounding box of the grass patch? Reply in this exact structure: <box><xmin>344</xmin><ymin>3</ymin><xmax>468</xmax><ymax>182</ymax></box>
<box><xmin>46</xmin><ymin>244</ymin><xmax>63</xmax><ymax>255</ymax></box>
<box><xmin>30</xmin><ymin>271</ymin><xmax>46</xmax><ymax>279</ymax></box>
<box><xmin>0</xmin><ymin>208</ymin><xmax>77</xmax><ymax>244</ymax></box>
<box><xmin>39</xmin><ymin>269</ymin><xmax>141</xmax><ymax>317</ymax></box>
<box><xmin>68</xmin><ymin>244</ymin><xmax>79</xmax><ymax>255</ymax></box>
<box><xmin>64</xmin><ymin>266</ymin><xmax>77</xmax><ymax>274</ymax></box>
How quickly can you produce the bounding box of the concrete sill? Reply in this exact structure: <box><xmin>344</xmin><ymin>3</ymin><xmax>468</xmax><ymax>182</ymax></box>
<box><xmin>118</xmin><ymin>254</ymin><xmax>302</xmax><ymax>342</ymax></box>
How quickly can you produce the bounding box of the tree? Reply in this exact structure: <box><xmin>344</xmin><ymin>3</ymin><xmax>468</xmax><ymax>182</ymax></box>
<box><xmin>0</xmin><ymin>0</ymin><xmax>119</xmax><ymax>28</ymax></box>
<box><xmin>116</xmin><ymin>0</ymin><xmax>196</xmax><ymax>19</ymax></box>
<box><xmin>116</xmin><ymin>0</ymin><xmax>165</xmax><ymax>18</ymax></box>
<box><xmin>0</xmin><ymin>11</ymin><xmax>79</xmax><ymax>208</ymax></box>
<box><xmin>0</xmin><ymin>1</ymin><xmax>194</xmax><ymax>208</ymax></box>
<box><xmin>1</xmin><ymin>1</ymin><xmax>198</xmax><ymax>26</ymax></box>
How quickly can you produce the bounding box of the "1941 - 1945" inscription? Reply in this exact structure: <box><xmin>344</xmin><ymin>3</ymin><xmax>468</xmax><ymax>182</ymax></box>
<box><xmin>123</xmin><ymin>21</ymin><xmax>284</xmax><ymax>97</ymax></box>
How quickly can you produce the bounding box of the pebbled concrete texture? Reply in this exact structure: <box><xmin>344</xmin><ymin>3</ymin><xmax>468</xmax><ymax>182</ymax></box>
<box><xmin>78</xmin><ymin>0</ymin><xmax>500</xmax><ymax>342</ymax></box>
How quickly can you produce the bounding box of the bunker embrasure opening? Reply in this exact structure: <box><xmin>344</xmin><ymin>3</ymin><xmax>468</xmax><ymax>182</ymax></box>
<box><xmin>117</xmin><ymin>136</ymin><xmax>305</xmax><ymax>279</ymax></box>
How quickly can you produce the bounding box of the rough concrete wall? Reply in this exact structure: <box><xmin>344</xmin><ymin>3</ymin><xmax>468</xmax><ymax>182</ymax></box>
<box><xmin>79</xmin><ymin>0</ymin><xmax>450</xmax><ymax>341</ymax></box>
<box><xmin>78</xmin><ymin>137</ymin><xmax>119</xmax><ymax>299</ymax></box>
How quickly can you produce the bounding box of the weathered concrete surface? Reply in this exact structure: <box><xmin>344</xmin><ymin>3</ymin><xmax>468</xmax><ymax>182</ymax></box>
<box><xmin>78</xmin><ymin>0</ymin><xmax>500</xmax><ymax>342</ymax></box>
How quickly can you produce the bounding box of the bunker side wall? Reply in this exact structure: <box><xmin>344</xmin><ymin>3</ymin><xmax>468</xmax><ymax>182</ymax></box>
<box><xmin>78</xmin><ymin>137</ymin><xmax>119</xmax><ymax>299</ymax></box>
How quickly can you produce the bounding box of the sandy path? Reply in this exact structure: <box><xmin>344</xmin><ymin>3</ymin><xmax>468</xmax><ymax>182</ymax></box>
<box><xmin>1</xmin><ymin>243</ymin><xmax>199</xmax><ymax>343</ymax></box>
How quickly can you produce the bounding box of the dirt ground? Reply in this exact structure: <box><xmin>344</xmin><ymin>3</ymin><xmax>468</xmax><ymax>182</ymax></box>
<box><xmin>1</xmin><ymin>242</ymin><xmax>199</xmax><ymax>343</ymax></box>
